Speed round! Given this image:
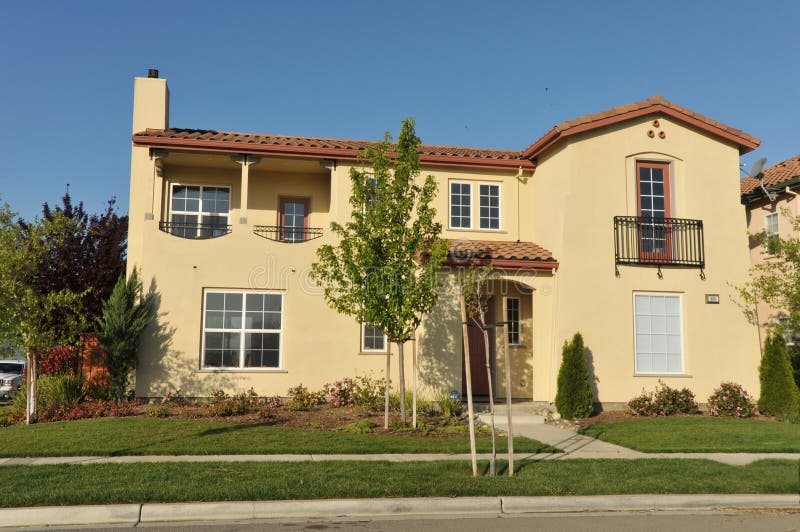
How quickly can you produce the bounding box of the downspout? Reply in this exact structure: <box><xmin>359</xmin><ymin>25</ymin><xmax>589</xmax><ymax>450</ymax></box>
<box><xmin>516</xmin><ymin>166</ymin><xmax>523</xmax><ymax>242</ymax></box>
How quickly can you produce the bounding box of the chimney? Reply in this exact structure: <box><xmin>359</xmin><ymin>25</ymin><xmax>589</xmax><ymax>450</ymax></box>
<box><xmin>132</xmin><ymin>68</ymin><xmax>169</xmax><ymax>134</ymax></box>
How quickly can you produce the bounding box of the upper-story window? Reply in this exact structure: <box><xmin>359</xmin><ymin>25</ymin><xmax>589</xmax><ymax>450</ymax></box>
<box><xmin>170</xmin><ymin>184</ymin><xmax>230</xmax><ymax>238</ymax></box>
<box><xmin>450</xmin><ymin>181</ymin><xmax>501</xmax><ymax>231</ymax></box>
<box><xmin>479</xmin><ymin>184</ymin><xmax>500</xmax><ymax>229</ymax></box>
<box><xmin>765</xmin><ymin>212</ymin><xmax>779</xmax><ymax>255</ymax></box>
<box><xmin>450</xmin><ymin>182</ymin><xmax>472</xmax><ymax>228</ymax></box>
<box><xmin>279</xmin><ymin>197</ymin><xmax>309</xmax><ymax>242</ymax></box>
<box><xmin>637</xmin><ymin>161</ymin><xmax>671</xmax><ymax>256</ymax></box>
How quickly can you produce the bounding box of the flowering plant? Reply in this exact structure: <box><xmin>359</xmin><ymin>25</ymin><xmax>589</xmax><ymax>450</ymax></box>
<box><xmin>707</xmin><ymin>382</ymin><xmax>755</xmax><ymax>418</ymax></box>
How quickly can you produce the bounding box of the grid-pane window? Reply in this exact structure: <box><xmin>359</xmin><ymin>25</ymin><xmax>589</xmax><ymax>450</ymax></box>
<box><xmin>170</xmin><ymin>185</ymin><xmax>230</xmax><ymax>238</ymax></box>
<box><xmin>203</xmin><ymin>290</ymin><xmax>282</xmax><ymax>369</ymax></box>
<box><xmin>479</xmin><ymin>184</ymin><xmax>500</xmax><ymax>229</ymax></box>
<box><xmin>634</xmin><ymin>294</ymin><xmax>683</xmax><ymax>374</ymax></box>
<box><xmin>281</xmin><ymin>200</ymin><xmax>307</xmax><ymax>242</ymax></box>
<box><xmin>638</xmin><ymin>165</ymin><xmax>668</xmax><ymax>254</ymax></box>
<box><xmin>765</xmin><ymin>213</ymin><xmax>779</xmax><ymax>236</ymax></box>
<box><xmin>506</xmin><ymin>298</ymin><xmax>521</xmax><ymax>345</ymax></box>
<box><xmin>362</xmin><ymin>324</ymin><xmax>387</xmax><ymax>352</ymax></box>
<box><xmin>450</xmin><ymin>183</ymin><xmax>471</xmax><ymax>228</ymax></box>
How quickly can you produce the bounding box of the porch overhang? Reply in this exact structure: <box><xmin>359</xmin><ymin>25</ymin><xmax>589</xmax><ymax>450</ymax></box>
<box><xmin>444</xmin><ymin>239</ymin><xmax>558</xmax><ymax>272</ymax></box>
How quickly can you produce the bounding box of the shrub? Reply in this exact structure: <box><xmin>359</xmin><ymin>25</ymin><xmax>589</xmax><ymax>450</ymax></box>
<box><xmin>627</xmin><ymin>381</ymin><xmax>699</xmax><ymax>416</ymax></box>
<box><xmin>554</xmin><ymin>332</ymin><xmax>594</xmax><ymax>419</ymax></box>
<box><xmin>390</xmin><ymin>391</ymin><xmax>432</xmax><ymax>414</ymax></box>
<box><xmin>266</xmin><ymin>395</ymin><xmax>283</xmax><ymax>409</ymax></box>
<box><xmin>37</xmin><ymin>399</ymin><xmax>139</xmax><ymax>423</ymax></box>
<box><xmin>287</xmin><ymin>384</ymin><xmax>326</xmax><ymax>411</ymax></box>
<box><xmin>352</xmin><ymin>374</ymin><xmax>385</xmax><ymax>411</ymax></box>
<box><xmin>204</xmin><ymin>388</ymin><xmax>259</xmax><ymax>417</ymax></box>
<box><xmin>434</xmin><ymin>390</ymin><xmax>462</xmax><ymax>418</ymax></box>
<box><xmin>707</xmin><ymin>382</ymin><xmax>756</xmax><ymax>418</ymax></box>
<box><xmin>36</xmin><ymin>373</ymin><xmax>86</xmax><ymax>411</ymax></box>
<box><xmin>39</xmin><ymin>346</ymin><xmax>81</xmax><ymax>375</ymax></box>
<box><xmin>146</xmin><ymin>404</ymin><xmax>171</xmax><ymax>418</ymax></box>
<box><xmin>758</xmin><ymin>332</ymin><xmax>800</xmax><ymax>422</ymax></box>
<box><xmin>325</xmin><ymin>378</ymin><xmax>356</xmax><ymax>407</ymax></box>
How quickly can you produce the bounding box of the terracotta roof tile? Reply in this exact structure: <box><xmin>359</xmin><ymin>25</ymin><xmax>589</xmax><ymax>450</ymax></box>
<box><xmin>741</xmin><ymin>154</ymin><xmax>800</xmax><ymax>196</ymax></box>
<box><xmin>524</xmin><ymin>95</ymin><xmax>760</xmax><ymax>158</ymax></box>
<box><xmin>135</xmin><ymin>128</ymin><xmax>525</xmax><ymax>162</ymax></box>
<box><xmin>446</xmin><ymin>239</ymin><xmax>556</xmax><ymax>265</ymax></box>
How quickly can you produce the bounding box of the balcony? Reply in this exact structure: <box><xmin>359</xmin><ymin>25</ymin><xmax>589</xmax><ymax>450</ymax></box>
<box><xmin>614</xmin><ymin>216</ymin><xmax>705</xmax><ymax>270</ymax></box>
<box><xmin>253</xmin><ymin>225</ymin><xmax>323</xmax><ymax>243</ymax></box>
<box><xmin>159</xmin><ymin>221</ymin><xmax>232</xmax><ymax>239</ymax></box>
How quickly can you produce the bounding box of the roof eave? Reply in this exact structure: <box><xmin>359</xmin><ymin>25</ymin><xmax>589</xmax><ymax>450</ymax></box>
<box><xmin>523</xmin><ymin>104</ymin><xmax>760</xmax><ymax>160</ymax></box>
<box><xmin>132</xmin><ymin>135</ymin><xmax>535</xmax><ymax>172</ymax></box>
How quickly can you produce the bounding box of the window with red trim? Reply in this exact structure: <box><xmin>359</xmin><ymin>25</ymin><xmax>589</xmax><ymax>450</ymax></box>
<box><xmin>279</xmin><ymin>197</ymin><xmax>309</xmax><ymax>242</ymax></box>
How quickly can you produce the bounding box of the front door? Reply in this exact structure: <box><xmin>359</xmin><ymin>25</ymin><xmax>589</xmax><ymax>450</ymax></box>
<box><xmin>461</xmin><ymin>297</ymin><xmax>495</xmax><ymax>397</ymax></box>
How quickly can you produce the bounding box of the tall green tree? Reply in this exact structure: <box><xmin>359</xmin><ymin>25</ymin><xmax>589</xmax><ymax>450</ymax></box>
<box><xmin>312</xmin><ymin>119</ymin><xmax>448</xmax><ymax>426</ymax></box>
<box><xmin>554</xmin><ymin>332</ymin><xmax>594</xmax><ymax>419</ymax></box>
<box><xmin>0</xmin><ymin>198</ymin><xmax>86</xmax><ymax>423</ymax></box>
<box><xmin>758</xmin><ymin>332</ymin><xmax>800</xmax><ymax>422</ymax></box>
<box><xmin>96</xmin><ymin>269</ymin><xmax>157</xmax><ymax>400</ymax></box>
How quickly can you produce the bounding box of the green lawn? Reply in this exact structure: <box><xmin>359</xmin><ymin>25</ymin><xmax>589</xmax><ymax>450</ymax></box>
<box><xmin>580</xmin><ymin>417</ymin><xmax>800</xmax><ymax>452</ymax></box>
<box><xmin>0</xmin><ymin>417</ymin><xmax>557</xmax><ymax>456</ymax></box>
<box><xmin>2</xmin><ymin>459</ymin><xmax>797</xmax><ymax>507</ymax></box>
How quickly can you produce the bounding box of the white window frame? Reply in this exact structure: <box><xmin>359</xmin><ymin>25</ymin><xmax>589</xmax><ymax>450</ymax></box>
<box><xmin>506</xmin><ymin>297</ymin><xmax>522</xmax><ymax>345</ymax></box>
<box><xmin>360</xmin><ymin>323</ymin><xmax>388</xmax><ymax>353</ymax></box>
<box><xmin>449</xmin><ymin>181</ymin><xmax>473</xmax><ymax>229</ymax></box>
<box><xmin>201</xmin><ymin>289</ymin><xmax>284</xmax><ymax>371</ymax></box>
<box><xmin>169</xmin><ymin>183</ymin><xmax>231</xmax><ymax>238</ymax></box>
<box><xmin>633</xmin><ymin>292</ymin><xmax>685</xmax><ymax>375</ymax></box>
<box><xmin>479</xmin><ymin>183</ymin><xmax>501</xmax><ymax>230</ymax></box>
<box><xmin>765</xmin><ymin>212</ymin><xmax>779</xmax><ymax>236</ymax></box>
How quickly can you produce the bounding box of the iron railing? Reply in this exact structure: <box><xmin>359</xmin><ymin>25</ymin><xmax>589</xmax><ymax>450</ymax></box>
<box><xmin>614</xmin><ymin>216</ymin><xmax>704</xmax><ymax>268</ymax></box>
<box><xmin>158</xmin><ymin>221</ymin><xmax>232</xmax><ymax>239</ymax></box>
<box><xmin>253</xmin><ymin>225</ymin><xmax>323</xmax><ymax>243</ymax></box>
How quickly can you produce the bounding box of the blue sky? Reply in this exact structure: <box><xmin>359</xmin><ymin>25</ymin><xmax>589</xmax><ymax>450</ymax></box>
<box><xmin>1</xmin><ymin>0</ymin><xmax>798</xmax><ymax>220</ymax></box>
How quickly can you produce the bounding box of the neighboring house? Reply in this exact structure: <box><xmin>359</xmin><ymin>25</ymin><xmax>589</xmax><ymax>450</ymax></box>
<box><xmin>129</xmin><ymin>71</ymin><xmax>761</xmax><ymax>407</ymax></box>
<box><xmin>741</xmin><ymin>155</ymin><xmax>800</xmax><ymax>344</ymax></box>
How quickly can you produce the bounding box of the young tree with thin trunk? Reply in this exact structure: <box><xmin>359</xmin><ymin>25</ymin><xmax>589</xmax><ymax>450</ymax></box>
<box><xmin>459</xmin><ymin>265</ymin><xmax>497</xmax><ymax>476</ymax></box>
<box><xmin>312</xmin><ymin>119</ymin><xmax>448</xmax><ymax>427</ymax></box>
<box><xmin>0</xmin><ymin>199</ymin><xmax>86</xmax><ymax>424</ymax></box>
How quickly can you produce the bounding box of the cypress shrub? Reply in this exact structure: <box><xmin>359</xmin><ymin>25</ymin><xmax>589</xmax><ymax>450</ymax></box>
<box><xmin>758</xmin><ymin>332</ymin><xmax>800</xmax><ymax>422</ymax></box>
<box><xmin>554</xmin><ymin>332</ymin><xmax>594</xmax><ymax>419</ymax></box>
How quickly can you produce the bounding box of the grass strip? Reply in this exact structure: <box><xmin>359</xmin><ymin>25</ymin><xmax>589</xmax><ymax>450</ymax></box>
<box><xmin>2</xmin><ymin>459</ymin><xmax>798</xmax><ymax>507</ymax></box>
<box><xmin>580</xmin><ymin>417</ymin><xmax>800</xmax><ymax>453</ymax></box>
<box><xmin>0</xmin><ymin>417</ymin><xmax>557</xmax><ymax>456</ymax></box>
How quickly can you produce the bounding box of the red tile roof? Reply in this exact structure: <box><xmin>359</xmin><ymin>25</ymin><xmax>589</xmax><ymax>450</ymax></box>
<box><xmin>741</xmin><ymin>154</ymin><xmax>800</xmax><ymax>196</ymax></box>
<box><xmin>133</xmin><ymin>128</ymin><xmax>532</xmax><ymax>171</ymax></box>
<box><xmin>445</xmin><ymin>239</ymin><xmax>557</xmax><ymax>271</ymax></box>
<box><xmin>523</xmin><ymin>95</ymin><xmax>760</xmax><ymax>158</ymax></box>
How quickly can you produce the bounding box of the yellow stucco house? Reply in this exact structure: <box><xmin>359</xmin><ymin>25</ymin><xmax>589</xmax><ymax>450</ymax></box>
<box><xmin>128</xmin><ymin>70</ymin><xmax>762</xmax><ymax>408</ymax></box>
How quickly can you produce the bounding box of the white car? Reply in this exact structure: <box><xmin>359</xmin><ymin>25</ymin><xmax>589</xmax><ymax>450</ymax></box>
<box><xmin>0</xmin><ymin>359</ymin><xmax>25</xmax><ymax>402</ymax></box>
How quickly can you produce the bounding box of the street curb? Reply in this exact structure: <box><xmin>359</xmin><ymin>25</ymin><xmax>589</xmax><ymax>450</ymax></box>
<box><xmin>0</xmin><ymin>495</ymin><xmax>797</xmax><ymax>528</ymax></box>
<box><xmin>0</xmin><ymin>504</ymin><xmax>141</xmax><ymax>528</ymax></box>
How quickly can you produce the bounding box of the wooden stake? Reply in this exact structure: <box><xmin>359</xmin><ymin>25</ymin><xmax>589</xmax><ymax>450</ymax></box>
<box><xmin>460</xmin><ymin>297</ymin><xmax>478</xmax><ymax>477</ymax></box>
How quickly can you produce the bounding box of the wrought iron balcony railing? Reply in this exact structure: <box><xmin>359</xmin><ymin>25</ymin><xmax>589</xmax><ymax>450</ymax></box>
<box><xmin>159</xmin><ymin>221</ymin><xmax>232</xmax><ymax>239</ymax></box>
<box><xmin>253</xmin><ymin>225</ymin><xmax>323</xmax><ymax>243</ymax></box>
<box><xmin>614</xmin><ymin>216</ymin><xmax>705</xmax><ymax>269</ymax></box>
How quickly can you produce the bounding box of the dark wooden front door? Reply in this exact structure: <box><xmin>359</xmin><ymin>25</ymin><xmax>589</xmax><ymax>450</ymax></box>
<box><xmin>461</xmin><ymin>298</ymin><xmax>495</xmax><ymax>397</ymax></box>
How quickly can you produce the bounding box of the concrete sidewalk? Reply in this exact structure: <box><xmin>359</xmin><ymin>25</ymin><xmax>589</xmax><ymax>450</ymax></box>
<box><xmin>0</xmin><ymin>494</ymin><xmax>797</xmax><ymax>528</ymax></box>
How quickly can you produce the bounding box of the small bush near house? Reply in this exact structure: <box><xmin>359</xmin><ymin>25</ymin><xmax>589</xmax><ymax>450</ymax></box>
<box><xmin>266</xmin><ymin>395</ymin><xmax>283</xmax><ymax>409</ymax></box>
<box><xmin>434</xmin><ymin>390</ymin><xmax>462</xmax><ymax>418</ymax></box>
<box><xmin>390</xmin><ymin>391</ymin><xmax>432</xmax><ymax>415</ymax></box>
<box><xmin>352</xmin><ymin>374</ymin><xmax>386</xmax><ymax>411</ymax></box>
<box><xmin>37</xmin><ymin>373</ymin><xmax>86</xmax><ymax>411</ymax></box>
<box><xmin>707</xmin><ymin>382</ymin><xmax>756</xmax><ymax>418</ymax></box>
<box><xmin>628</xmin><ymin>381</ymin><xmax>699</xmax><ymax>416</ymax></box>
<box><xmin>146</xmin><ymin>405</ymin><xmax>172</xmax><ymax>418</ymax></box>
<box><xmin>554</xmin><ymin>332</ymin><xmax>594</xmax><ymax>419</ymax></box>
<box><xmin>758</xmin><ymin>332</ymin><xmax>800</xmax><ymax>422</ymax></box>
<box><xmin>287</xmin><ymin>384</ymin><xmax>327</xmax><ymax>411</ymax></box>
<box><xmin>325</xmin><ymin>378</ymin><xmax>356</xmax><ymax>407</ymax></box>
<box><xmin>204</xmin><ymin>388</ymin><xmax>260</xmax><ymax>417</ymax></box>
<box><xmin>38</xmin><ymin>399</ymin><xmax>139</xmax><ymax>423</ymax></box>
